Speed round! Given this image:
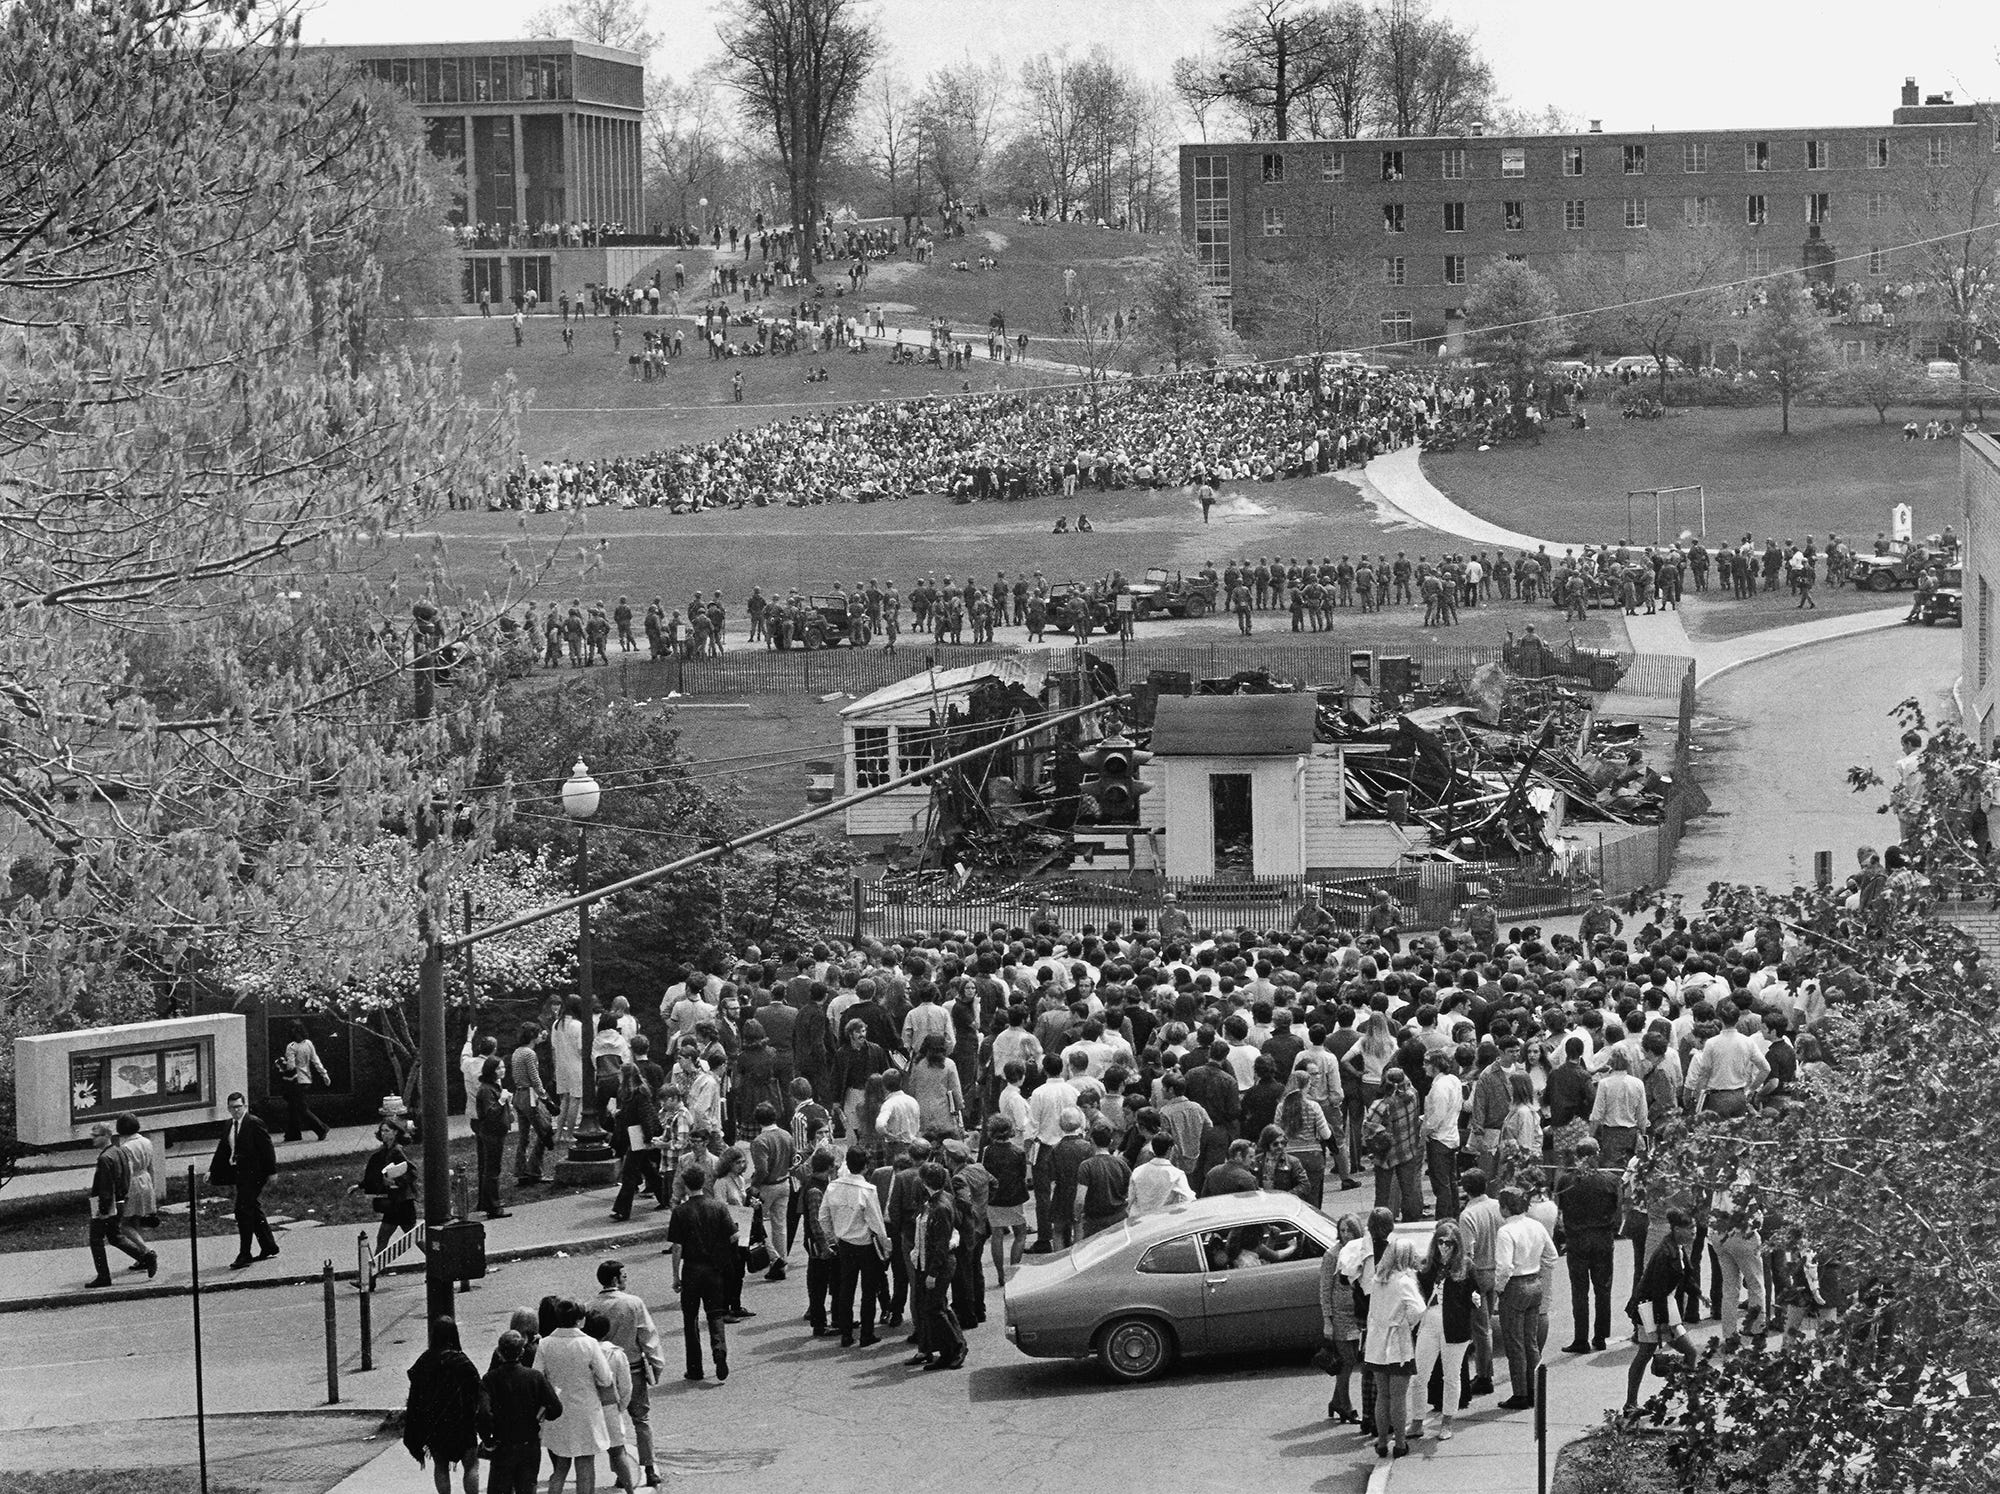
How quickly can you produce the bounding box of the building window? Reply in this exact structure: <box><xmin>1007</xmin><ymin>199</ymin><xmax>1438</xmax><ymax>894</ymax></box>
<box><xmin>1503</xmin><ymin>200</ymin><xmax>1525</xmax><ymax>231</ymax></box>
<box><xmin>853</xmin><ymin>727</ymin><xmax>890</xmax><ymax>788</ymax></box>
<box><xmin>1261</xmin><ymin>152</ymin><xmax>1286</xmax><ymax>183</ymax></box>
<box><xmin>1501</xmin><ymin>147</ymin><xmax>1526</xmax><ymax>178</ymax></box>
<box><xmin>1746</xmin><ymin>194</ymin><xmax>1767</xmax><ymax>226</ymax></box>
<box><xmin>1624</xmin><ymin>197</ymin><xmax>1648</xmax><ymax>228</ymax></box>
<box><xmin>1982</xmin><ymin>578</ymin><xmax>1993</xmax><ymax>688</ymax></box>
<box><xmin>1866</xmin><ymin>190</ymin><xmax>1891</xmax><ymax>219</ymax></box>
<box><xmin>1380</xmin><ymin>309</ymin><xmax>1413</xmax><ymax>343</ymax></box>
<box><xmin>1745</xmin><ymin>141</ymin><xmax>1769</xmax><ymax>172</ymax></box>
<box><xmin>1684</xmin><ymin>141</ymin><xmax>1708</xmax><ymax>173</ymax></box>
<box><xmin>1562</xmin><ymin>146</ymin><xmax>1585</xmax><ymax>176</ymax></box>
<box><xmin>1321</xmin><ymin>151</ymin><xmax>1345</xmax><ymax>181</ymax></box>
<box><xmin>896</xmin><ymin>727</ymin><xmax>942</xmax><ymax>778</ymax></box>
<box><xmin>1318</xmin><ymin>205</ymin><xmax>1336</xmax><ymax>233</ymax></box>
<box><xmin>1870</xmin><ymin>137</ymin><xmax>1890</xmax><ymax>167</ymax></box>
<box><xmin>1806</xmin><ymin>192</ymin><xmax>1830</xmax><ymax>224</ymax></box>
<box><xmin>1383</xmin><ymin>203</ymin><xmax>1405</xmax><ymax>233</ymax></box>
<box><xmin>1442</xmin><ymin>201</ymin><xmax>1465</xmax><ymax>232</ymax></box>
<box><xmin>1928</xmin><ymin>136</ymin><xmax>1951</xmax><ymax>167</ymax></box>
<box><xmin>1745</xmin><ymin>247</ymin><xmax>1772</xmax><ymax>277</ymax></box>
<box><xmin>1623</xmin><ymin>144</ymin><xmax>1647</xmax><ymax>175</ymax></box>
<box><xmin>1383</xmin><ymin>256</ymin><xmax>1406</xmax><ymax>285</ymax></box>
<box><xmin>1443</xmin><ymin>254</ymin><xmax>1466</xmax><ymax>285</ymax></box>
<box><xmin>1564</xmin><ymin>199</ymin><xmax>1586</xmax><ymax>230</ymax></box>
<box><xmin>1805</xmin><ymin>139</ymin><xmax>1829</xmax><ymax>170</ymax></box>
<box><xmin>1866</xmin><ymin>245</ymin><xmax>1889</xmax><ymax>275</ymax></box>
<box><xmin>1194</xmin><ymin>154</ymin><xmax>1231</xmax><ymax>287</ymax></box>
<box><xmin>1684</xmin><ymin>195</ymin><xmax>1712</xmax><ymax>227</ymax></box>
<box><xmin>1441</xmin><ymin>147</ymin><xmax>1466</xmax><ymax>179</ymax></box>
<box><xmin>1381</xmin><ymin>149</ymin><xmax>1405</xmax><ymax>182</ymax></box>
<box><xmin>1262</xmin><ymin>206</ymin><xmax>1286</xmax><ymax>237</ymax></box>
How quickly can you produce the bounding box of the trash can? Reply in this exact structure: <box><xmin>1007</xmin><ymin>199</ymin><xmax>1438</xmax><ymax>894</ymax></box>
<box><xmin>1588</xmin><ymin>653</ymin><xmax>1621</xmax><ymax>692</ymax></box>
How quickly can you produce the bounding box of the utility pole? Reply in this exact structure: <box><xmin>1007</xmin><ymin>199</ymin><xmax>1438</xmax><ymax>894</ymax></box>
<box><xmin>411</xmin><ymin>602</ymin><xmax>454</xmax><ymax>1327</ymax></box>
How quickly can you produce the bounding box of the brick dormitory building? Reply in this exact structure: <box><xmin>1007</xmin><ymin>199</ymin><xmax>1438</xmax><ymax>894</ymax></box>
<box><xmin>1180</xmin><ymin>78</ymin><xmax>1999</xmax><ymax>358</ymax></box>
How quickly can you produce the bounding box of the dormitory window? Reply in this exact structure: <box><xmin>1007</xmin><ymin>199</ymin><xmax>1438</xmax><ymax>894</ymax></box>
<box><xmin>1683</xmin><ymin>196</ymin><xmax>1712</xmax><ymax>227</ymax></box>
<box><xmin>1443</xmin><ymin>255</ymin><xmax>1466</xmax><ymax>285</ymax></box>
<box><xmin>1929</xmin><ymin>137</ymin><xmax>1951</xmax><ymax>168</ymax></box>
<box><xmin>1321</xmin><ymin>151</ymin><xmax>1345</xmax><ymax>181</ymax></box>
<box><xmin>1501</xmin><ymin>148</ymin><xmax>1525</xmax><ymax>178</ymax></box>
<box><xmin>1503</xmin><ymin>201</ymin><xmax>1525</xmax><ymax>231</ymax></box>
<box><xmin>1442</xmin><ymin>202</ymin><xmax>1465</xmax><ymax>232</ymax></box>
<box><xmin>1870</xmin><ymin>137</ymin><xmax>1890</xmax><ymax>167</ymax></box>
<box><xmin>1261</xmin><ymin>152</ymin><xmax>1286</xmax><ymax>183</ymax></box>
<box><xmin>1867</xmin><ymin>191</ymin><xmax>1891</xmax><ymax>219</ymax></box>
<box><xmin>1380</xmin><ymin>310</ymin><xmax>1413</xmax><ymax>342</ymax></box>
<box><xmin>1624</xmin><ymin>198</ymin><xmax>1648</xmax><ymax>228</ymax></box>
<box><xmin>1684</xmin><ymin>141</ymin><xmax>1708</xmax><ymax>173</ymax></box>
<box><xmin>1440</xmin><ymin>147</ymin><xmax>1466</xmax><ymax>179</ymax></box>
<box><xmin>1381</xmin><ymin>150</ymin><xmax>1405</xmax><ymax>181</ymax></box>
<box><xmin>1745</xmin><ymin>141</ymin><xmax>1769</xmax><ymax>172</ymax></box>
<box><xmin>1745</xmin><ymin>247</ymin><xmax>1772</xmax><ymax>276</ymax></box>
<box><xmin>1563</xmin><ymin>146</ymin><xmax>1585</xmax><ymax>176</ymax></box>
<box><xmin>1868</xmin><ymin>246</ymin><xmax>1888</xmax><ymax>275</ymax></box>
<box><xmin>1383</xmin><ymin>256</ymin><xmax>1406</xmax><ymax>285</ymax></box>
<box><xmin>1806</xmin><ymin>192</ymin><xmax>1830</xmax><ymax>225</ymax></box>
<box><xmin>1623</xmin><ymin>144</ymin><xmax>1646</xmax><ymax>174</ymax></box>
<box><xmin>1564</xmin><ymin>199</ymin><xmax>1586</xmax><ymax>230</ymax></box>
<box><xmin>1383</xmin><ymin>203</ymin><xmax>1405</xmax><ymax>232</ymax></box>
<box><xmin>1262</xmin><ymin>206</ymin><xmax>1286</xmax><ymax>237</ymax></box>
<box><xmin>1746</xmin><ymin>194</ymin><xmax>1767</xmax><ymax>226</ymax></box>
<box><xmin>1805</xmin><ymin>139</ymin><xmax>1829</xmax><ymax>170</ymax></box>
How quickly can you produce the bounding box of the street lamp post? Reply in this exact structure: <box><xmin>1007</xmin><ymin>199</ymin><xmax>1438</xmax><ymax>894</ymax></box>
<box><xmin>554</xmin><ymin>760</ymin><xmax>617</xmax><ymax>1180</ymax></box>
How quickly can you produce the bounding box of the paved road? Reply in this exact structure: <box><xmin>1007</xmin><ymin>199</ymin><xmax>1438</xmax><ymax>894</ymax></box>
<box><xmin>1670</xmin><ymin>621</ymin><xmax>1959</xmax><ymax>897</ymax></box>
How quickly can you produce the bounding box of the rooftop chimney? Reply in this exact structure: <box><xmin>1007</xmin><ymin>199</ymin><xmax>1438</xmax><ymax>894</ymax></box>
<box><xmin>1469</xmin><ymin>121</ymin><xmax>1484</xmax><ymax>137</ymax></box>
<box><xmin>1902</xmin><ymin>77</ymin><xmax>1919</xmax><ymax>107</ymax></box>
<box><xmin>1588</xmin><ymin>119</ymin><xmax>1602</xmax><ymax>133</ymax></box>
<box><xmin>1925</xmin><ymin>91</ymin><xmax>1953</xmax><ymax>105</ymax></box>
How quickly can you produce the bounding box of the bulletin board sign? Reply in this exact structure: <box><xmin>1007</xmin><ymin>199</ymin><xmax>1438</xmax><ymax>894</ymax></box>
<box><xmin>68</xmin><ymin>1036</ymin><xmax>213</xmax><ymax>1124</ymax></box>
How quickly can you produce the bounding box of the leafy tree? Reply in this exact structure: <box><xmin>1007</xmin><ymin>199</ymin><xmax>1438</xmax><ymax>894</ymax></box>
<box><xmin>914</xmin><ymin>59</ymin><xmax>1005</xmax><ymax>206</ymax></box>
<box><xmin>1136</xmin><ymin>245</ymin><xmax>1235</xmax><ymax>372</ymax></box>
<box><xmin>476</xmin><ymin>679</ymin><xmax>852</xmax><ymax>1009</ymax></box>
<box><xmin>1366</xmin><ymin>0</ymin><xmax>1495</xmax><ymax>138</ymax></box>
<box><xmin>716</xmin><ymin>0</ymin><xmax>881</xmax><ymax>274</ymax></box>
<box><xmin>0</xmin><ymin>0</ymin><xmax>513</xmax><ymax>1033</ymax></box>
<box><xmin>1559</xmin><ymin>225</ymin><xmax>1737</xmax><ymax>396</ymax></box>
<box><xmin>525</xmin><ymin>0</ymin><xmax>660</xmax><ymax>58</ymax></box>
<box><xmin>1631</xmin><ymin>708</ymin><xmax>2000</xmax><ymax>1492</ymax></box>
<box><xmin>1743</xmin><ymin>277</ymin><xmax>1835</xmax><ymax>433</ymax></box>
<box><xmin>1463</xmin><ymin>259</ymin><xmax>1566</xmax><ymax>416</ymax></box>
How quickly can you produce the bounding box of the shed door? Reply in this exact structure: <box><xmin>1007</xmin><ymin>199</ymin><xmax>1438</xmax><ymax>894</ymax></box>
<box><xmin>1210</xmin><ymin>773</ymin><xmax>1253</xmax><ymax>878</ymax></box>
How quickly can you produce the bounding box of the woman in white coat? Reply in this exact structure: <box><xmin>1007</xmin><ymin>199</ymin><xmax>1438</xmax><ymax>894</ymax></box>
<box><xmin>1362</xmin><ymin>1238</ymin><xmax>1426</xmax><ymax>1460</ymax></box>
<box><xmin>552</xmin><ymin>998</ymin><xmax>588</xmax><ymax>1146</ymax></box>
<box><xmin>538</xmin><ymin>1300</ymin><xmax>612</xmax><ymax>1494</ymax></box>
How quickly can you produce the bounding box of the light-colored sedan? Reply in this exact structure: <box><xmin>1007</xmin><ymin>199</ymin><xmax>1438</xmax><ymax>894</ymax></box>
<box><xmin>1002</xmin><ymin>1192</ymin><xmax>1432</xmax><ymax>1383</ymax></box>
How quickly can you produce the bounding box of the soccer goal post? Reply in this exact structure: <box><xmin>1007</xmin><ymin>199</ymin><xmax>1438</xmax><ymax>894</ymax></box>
<box><xmin>1625</xmin><ymin>485</ymin><xmax>1706</xmax><ymax>544</ymax></box>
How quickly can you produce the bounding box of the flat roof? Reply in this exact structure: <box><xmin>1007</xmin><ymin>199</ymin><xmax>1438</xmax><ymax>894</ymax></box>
<box><xmin>1185</xmin><ymin>112</ymin><xmax>1992</xmax><ymax>151</ymax></box>
<box><xmin>306</xmin><ymin>38</ymin><xmax>642</xmax><ymax>67</ymax></box>
<box><xmin>1150</xmin><ymin>694</ymin><xmax>1318</xmax><ymax>757</ymax></box>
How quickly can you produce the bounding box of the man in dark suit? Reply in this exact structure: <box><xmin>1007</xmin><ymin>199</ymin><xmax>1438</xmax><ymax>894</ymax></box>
<box><xmin>209</xmin><ymin>1091</ymin><xmax>279</xmax><ymax>1268</ymax></box>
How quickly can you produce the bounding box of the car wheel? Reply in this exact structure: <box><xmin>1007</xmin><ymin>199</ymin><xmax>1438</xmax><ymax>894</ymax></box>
<box><xmin>1097</xmin><ymin>1316</ymin><xmax>1175</xmax><ymax>1383</ymax></box>
<box><xmin>1867</xmin><ymin>570</ymin><xmax>1897</xmax><ymax>592</ymax></box>
<box><xmin>1184</xmin><ymin>597</ymin><xmax>1210</xmax><ymax>618</ymax></box>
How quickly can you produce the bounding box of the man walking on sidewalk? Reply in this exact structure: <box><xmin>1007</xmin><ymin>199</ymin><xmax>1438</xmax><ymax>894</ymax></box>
<box><xmin>209</xmin><ymin>1092</ymin><xmax>279</xmax><ymax>1269</ymax></box>
<box><xmin>84</xmin><ymin>1121</ymin><xmax>156</xmax><ymax>1287</ymax></box>
<box><xmin>667</xmin><ymin>1165</ymin><xmax>738</xmax><ymax>1381</ymax></box>
<box><xmin>592</xmin><ymin>1259</ymin><xmax>665</xmax><ymax>1485</ymax></box>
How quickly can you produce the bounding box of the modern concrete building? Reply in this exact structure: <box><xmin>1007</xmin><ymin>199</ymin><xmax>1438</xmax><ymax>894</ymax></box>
<box><xmin>1182</xmin><ymin>78</ymin><xmax>1998</xmax><ymax>355</ymax></box>
<box><xmin>308</xmin><ymin>38</ymin><xmax>650</xmax><ymax>304</ymax></box>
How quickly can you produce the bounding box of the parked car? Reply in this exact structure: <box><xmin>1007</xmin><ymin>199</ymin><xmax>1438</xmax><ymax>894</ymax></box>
<box><xmin>1002</xmin><ymin>1192</ymin><xmax>1429</xmax><ymax>1383</ymax></box>
<box><xmin>1132</xmin><ymin>567</ymin><xmax>1217</xmax><ymax>618</ymax></box>
<box><xmin>1926</xmin><ymin>359</ymin><xmax>1961</xmax><ymax>381</ymax></box>
<box><xmin>803</xmin><ymin>594</ymin><xmax>871</xmax><ymax>645</ymax></box>
<box><xmin>1847</xmin><ymin>541</ymin><xmax>1936</xmax><ymax>592</ymax></box>
<box><xmin>1046</xmin><ymin>582</ymin><xmax>1119</xmax><ymax>634</ymax></box>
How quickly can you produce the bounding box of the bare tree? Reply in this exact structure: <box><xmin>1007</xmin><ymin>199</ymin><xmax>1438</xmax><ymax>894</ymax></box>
<box><xmin>1898</xmin><ymin>113</ymin><xmax>2000</xmax><ymax>423</ymax></box>
<box><xmin>1369</xmin><ymin>0</ymin><xmax>1494</xmax><ymax>138</ymax></box>
<box><xmin>1241</xmin><ymin>251</ymin><xmax>1368</xmax><ymax>355</ymax></box>
<box><xmin>716</xmin><ymin>0</ymin><xmax>880</xmax><ymax>273</ymax></box>
<box><xmin>1180</xmin><ymin>0</ymin><xmax>1341</xmax><ymax>141</ymax></box>
<box><xmin>525</xmin><ymin>0</ymin><xmax>660</xmax><ymax>57</ymax></box>
<box><xmin>1297</xmin><ymin>1</ymin><xmax>1373</xmax><ymax>140</ymax></box>
<box><xmin>1558</xmin><ymin>224</ymin><xmax>1739</xmax><ymax>396</ymax></box>
<box><xmin>646</xmin><ymin>77</ymin><xmax>736</xmax><ymax>230</ymax></box>
<box><xmin>857</xmin><ymin>67</ymin><xmax>918</xmax><ymax>222</ymax></box>
<box><xmin>1021</xmin><ymin>51</ymin><xmax>1086</xmax><ymax>214</ymax></box>
<box><xmin>915</xmin><ymin>58</ymin><xmax>1005</xmax><ymax>207</ymax></box>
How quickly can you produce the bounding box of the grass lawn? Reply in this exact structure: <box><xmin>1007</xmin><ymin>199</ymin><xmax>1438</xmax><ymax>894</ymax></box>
<box><xmin>423</xmin><ymin>315</ymin><xmax>1065</xmax><ymax>459</ymax></box>
<box><xmin>1421</xmin><ymin>403</ymin><xmax>1960</xmax><ymax>549</ymax></box>
<box><xmin>1680</xmin><ymin>584</ymin><xmax>1910</xmax><ymax>642</ymax></box>
<box><xmin>0</xmin><ymin>1134</ymin><xmax>593</xmax><ymax>1254</ymax></box>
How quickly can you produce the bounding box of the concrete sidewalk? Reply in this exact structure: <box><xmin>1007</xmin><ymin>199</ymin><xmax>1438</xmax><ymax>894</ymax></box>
<box><xmin>1362</xmin><ymin>446</ymin><xmax>1563</xmax><ymax>550</ymax></box>
<box><xmin>8</xmin><ymin>1179</ymin><xmax>672</xmax><ymax>1313</ymax></box>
